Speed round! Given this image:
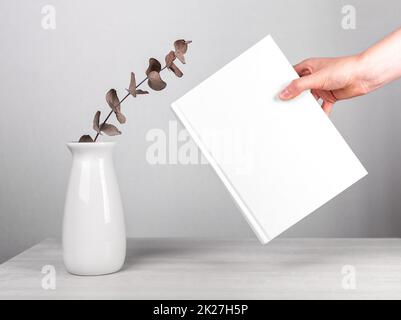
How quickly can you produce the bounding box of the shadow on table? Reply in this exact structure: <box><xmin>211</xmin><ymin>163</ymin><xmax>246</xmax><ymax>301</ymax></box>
<box><xmin>120</xmin><ymin>239</ymin><xmax>211</xmax><ymax>271</ymax></box>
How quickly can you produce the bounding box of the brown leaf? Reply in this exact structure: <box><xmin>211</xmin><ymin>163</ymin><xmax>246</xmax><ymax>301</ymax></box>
<box><xmin>79</xmin><ymin>135</ymin><xmax>94</xmax><ymax>142</ymax></box>
<box><xmin>106</xmin><ymin>89</ymin><xmax>125</xmax><ymax>124</ymax></box>
<box><xmin>147</xmin><ymin>71</ymin><xmax>167</xmax><ymax>91</ymax></box>
<box><xmin>169</xmin><ymin>63</ymin><xmax>183</xmax><ymax>78</ymax></box>
<box><xmin>100</xmin><ymin>123</ymin><xmax>121</xmax><ymax>136</ymax></box>
<box><xmin>128</xmin><ymin>72</ymin><xmax>137</xmax><ymax>97</ymax></box>
<box><xmin>116</xmin><ymin>112</ymin><xmax>126</xmax><ymax>124</ymax></box>
<box><xmin>175</xmin><ymin>52</ymin><xmax>185</xmax><ymax>64</ymax></box>
<box><xmin>165</xmin><ymin>51</ymin><xmax>183</xmax><ymax>77</ymax></box>
<box><xmin>126</xmin><ymin>88</ymin><xmax>148</xmax><ymax>96</ymax></box>
<box><xmin>174</xmin><ymin>39</ymin><xmax>192</xmax><ymax>64</ymax></box>
<box><xmin>146</xmin><ymin>58</ymin><xmax>167</xmax><ymax>90</ymax></box>
<box><xmin>136</xmin><ymin>89</ymin><xmax>149</xmax><ymax>95</ymax></box>
<box><xmin>93</xmin><ymin>111</ymin><xmax>101</xmax><ymax>133</ymax></box>
<box><xmin>106</xmin><ymin>89</ymin><xmax>120</xmax><ymax>113</ymax></box>
<box><xmin>127</xmin><ymin>72</ymin><xmax>149</xmax><ymax>97</ymax></box>
<box><xmin>165</xmin><ymin>51</ymin><xmax>176</xmax><ymax>68</ymax></box>
<box><xmin>146</xmin><ymin>58</ymin><xmax>162</xmax><ymax>76</ymax></box>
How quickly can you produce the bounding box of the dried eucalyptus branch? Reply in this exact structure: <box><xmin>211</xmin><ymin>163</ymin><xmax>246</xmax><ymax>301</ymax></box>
<box><xmin>79</xmin><ymin>39</ymin><xmax>192</xmax><ymax>143</ymax></box>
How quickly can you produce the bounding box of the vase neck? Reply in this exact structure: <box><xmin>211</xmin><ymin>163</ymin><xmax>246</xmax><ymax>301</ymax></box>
<box><xmin>67</xmin><ymin>142</ymin><xmax>116</xmax><ymax>159</ymax></box>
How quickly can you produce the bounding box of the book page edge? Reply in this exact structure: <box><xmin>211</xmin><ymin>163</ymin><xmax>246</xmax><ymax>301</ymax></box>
<box><xmin>171</xmin><ymin>101</ymin><xmax>271</xmax><ymax>244</ymax></box>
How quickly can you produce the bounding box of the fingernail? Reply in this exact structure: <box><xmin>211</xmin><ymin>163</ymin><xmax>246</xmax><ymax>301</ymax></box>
<box><xmin>279</xmin><ymin>88</ymin><xmax>291</xmax><ymax>99</ymax></box>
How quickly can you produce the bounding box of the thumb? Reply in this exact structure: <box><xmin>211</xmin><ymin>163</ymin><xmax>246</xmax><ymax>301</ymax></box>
<box><xmin>279</xmin><ymin>74</ymin><xmax>321</xmax><ymax>100</ymax></box>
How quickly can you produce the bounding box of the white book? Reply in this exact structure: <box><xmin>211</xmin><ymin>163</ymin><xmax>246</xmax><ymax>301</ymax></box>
<box><xmin>171</xmin><ymin>35</ymin><xmax>367</xmax><ymax>244</ymax></box>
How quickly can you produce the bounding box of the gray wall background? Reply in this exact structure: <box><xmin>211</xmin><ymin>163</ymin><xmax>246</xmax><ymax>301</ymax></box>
<box><xmin>1</xmin><ymin>0</ymin><xmax>401</xmax><ymax>263</ymax></box>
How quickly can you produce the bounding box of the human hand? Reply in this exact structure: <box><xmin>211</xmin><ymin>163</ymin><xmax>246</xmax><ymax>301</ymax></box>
<box><xmin>279</xmin><ymin>55</ymin><xmax>370</xmax><ymax>115</ymax></box>
<box><xmin>279</xmin><ymin>28</ymin><xmax>401</xmax><ymax>115</ymax></box>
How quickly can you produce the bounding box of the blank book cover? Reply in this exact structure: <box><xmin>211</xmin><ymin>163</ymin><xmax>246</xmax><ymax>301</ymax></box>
<box><xmin>171</xmin><ymin>35</ymin><xmax>367</xmax><ymax>244</ymax></box>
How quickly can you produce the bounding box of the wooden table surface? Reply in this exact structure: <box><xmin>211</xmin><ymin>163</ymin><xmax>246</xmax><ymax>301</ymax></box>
<box><xmin>0</xmin><ymin>238</ymin><xmax>400</xmax><ymax>299</ymax></box>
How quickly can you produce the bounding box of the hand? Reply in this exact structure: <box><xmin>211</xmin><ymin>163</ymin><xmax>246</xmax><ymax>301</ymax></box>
<box><xmin>279</xmin><ymin>55</ymin><xmax>369</xmax><ymax>115</ymax></box>
<box><xmin>279</xmin><ymin>28</ymin><xmax>401</xmax><ymax>115</ymax></box>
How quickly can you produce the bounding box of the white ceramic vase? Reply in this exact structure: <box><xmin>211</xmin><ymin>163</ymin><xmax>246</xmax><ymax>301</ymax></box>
<box><xmin>63</xmin><ymin>142</ymin><xmax>126</xmax><ymax>276</ymax></box>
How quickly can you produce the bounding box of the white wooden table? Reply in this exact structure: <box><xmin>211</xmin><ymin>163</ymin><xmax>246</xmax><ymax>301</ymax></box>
<box><xmin>0</xmin><ymin>238</ymin><xmax>400</xmax><ymax>299</ymax></box>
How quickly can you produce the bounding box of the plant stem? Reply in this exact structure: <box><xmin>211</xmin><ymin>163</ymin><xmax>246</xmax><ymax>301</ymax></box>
<box><xmin>93</xmin><ymin>66</ymin><xmax>167</xmax><ymax>142</ymax></box>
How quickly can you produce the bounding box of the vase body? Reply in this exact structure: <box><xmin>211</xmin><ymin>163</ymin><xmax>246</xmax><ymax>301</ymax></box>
<box><xmin>63</xmin><ymin>142</ymin><xmax>126</xmax><ymax>275</ymax></box>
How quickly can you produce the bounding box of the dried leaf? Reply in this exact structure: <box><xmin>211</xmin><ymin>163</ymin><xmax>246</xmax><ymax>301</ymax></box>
<box><xmin>79</xmin><ymin>135</ymin><xmax>94</xmax><ymax>142</ymax></box>
<box><xmin>175</xmin><ymin>52</ymin><xmax>185</xmax><ymax>64</ymax></box>
<box><xmin>100</xmin><ymin>123</ymin><xmax>121</xmax><ymax>136</ymax></box>
<box><xmin>165</xmin><ymin>51</ymin><xmax>183</xmax><ymax>77</ymax></box>
<box><xmin>93</xmin><ymin>111</ymin><xmax>101</xmax><ymax>133</ymax></box>
<box><xmin>127</xmin><ymin>72</ymin><xmax>149</xmax><ymax>97</ymax></box>
<box><xmin>165</xmin><ymin>51</ymin><xmax>176</xmax><ymax>68</ymax></box>
<box><xmin>116</xmin><ymin>112</ymin><xmax>126</xmax><ymax>124</ymax></box>
<box><xmin>136</xmin><ymin>89</ymin><xmax>149</xmax><ymax>95</ymax></box>
<box><xmin>147</xmin><ymin>71</ymin><xmax>167</xmax><ymax>91</ymax></box>
<box><xmin>106</xmin><ymin>89</ymin><xmax>120</xmax><ymax>113</ymax></box>
<box><xmin>146</xmin><ymin>58</ymin><xmax>162</xmax><ymax>76</ymax></box>
<box><xmin>106</xmin><ymin>89</ymin><xmax>126</xmax><ymax>124</ymax></box>
<box><xmin>126</xmin><ymin>88</ymin><xmax>148</xmax><ymax>96</ymax></box>
<box><xmin>174</xmin><ymin>39</ymin><xmax>192</xmax><ymax>64</ymax></box>
<box><xmin>128</xmin><ymin>72</ymin><xmax>137</xmax><ymax>97</ymax></box>
<box><xmin>169</xmin><ymin>63</ymin><xmax>183</xmax><ymax>77</ymax></box>
<box><xmin>146</xmin><ymin>58</ymin><xmax>167</xmax><ymax>90</ymax></box>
